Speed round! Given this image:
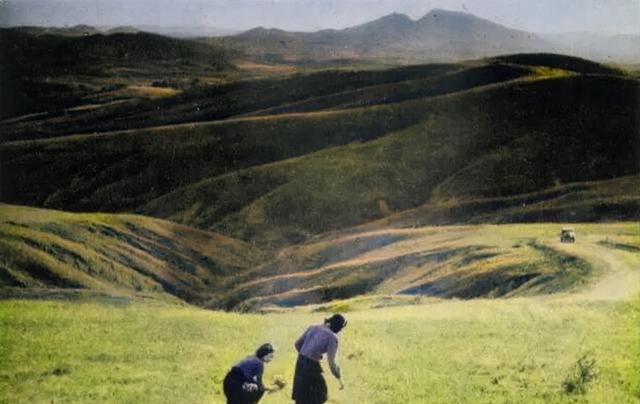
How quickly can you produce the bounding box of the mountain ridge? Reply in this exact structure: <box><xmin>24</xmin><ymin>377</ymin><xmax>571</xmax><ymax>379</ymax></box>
<box><xmin>230</xmin><ymin>8</ymin><xmax>553</xmax><ymax>61</ymax></box>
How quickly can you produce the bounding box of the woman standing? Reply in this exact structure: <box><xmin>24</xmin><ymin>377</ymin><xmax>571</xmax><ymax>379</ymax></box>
<box><xmin>292</xmin><ymin>314</ymin><xmax>347</xmax><ymax>404</ymax></box>
<box><xmin>223</xmin><ymin>343</ymin><xmax>275</xmax><ymax>404</ymax></box>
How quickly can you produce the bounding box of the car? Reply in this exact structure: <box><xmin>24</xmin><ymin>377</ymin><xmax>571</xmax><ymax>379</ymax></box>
<box><xmin>560</xmin><ymin>227</ymin><xmax>576</xmax><ymax>243</ymax></box>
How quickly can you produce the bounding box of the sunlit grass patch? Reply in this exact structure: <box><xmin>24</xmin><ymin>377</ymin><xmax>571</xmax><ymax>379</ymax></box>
<box><xmin>531</xmin><ymin>66</ymin><xmax>574</xmax><ymax>79</ymax></box>
<box><xmin>119</xmin><ymin>85</ymin><xmax>182</xmax><ymax>98</ymax></box>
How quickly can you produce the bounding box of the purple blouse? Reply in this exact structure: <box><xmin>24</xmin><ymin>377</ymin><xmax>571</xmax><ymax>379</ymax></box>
<box><xmin>295</xmin><ymin>324</ymin><xmax>341</xmax><ymax>378</ymax></box>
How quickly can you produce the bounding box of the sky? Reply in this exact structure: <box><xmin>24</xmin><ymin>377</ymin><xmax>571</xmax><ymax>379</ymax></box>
<box><xmin>1</xmin><ymin>0</ymin><xmax>639</xmax><ymax>35</ymax></box>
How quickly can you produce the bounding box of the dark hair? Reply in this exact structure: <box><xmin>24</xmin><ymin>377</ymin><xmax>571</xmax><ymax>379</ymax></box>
<box><xmin>324</xmin><ymin>313</ymin><xmax>347</xmax><ymax>333</ymax></box>
<box><xmin>256</xmin><ymin>343</ymin><xmax>275</xmax><ymax>359</ymax></box>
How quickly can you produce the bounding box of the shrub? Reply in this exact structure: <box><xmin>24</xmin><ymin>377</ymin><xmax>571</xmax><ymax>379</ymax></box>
<box><xmin>562</xmin><ymin>354</ymin><xmax>598</xmax><ymax>394</ymax></box>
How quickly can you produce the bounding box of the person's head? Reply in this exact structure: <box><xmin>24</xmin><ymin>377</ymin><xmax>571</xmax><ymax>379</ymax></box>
<box><xmin>324</xmin><ymin>313</ymin><xmax>347</xmax><ymax>333</ymax></box>
<box><xmin>256</xmin><ymin>343</ymin><xmax>275</xmax><ymax>363</ymax></box>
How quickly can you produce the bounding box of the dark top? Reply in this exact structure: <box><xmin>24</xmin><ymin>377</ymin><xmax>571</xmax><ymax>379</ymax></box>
<box><xmin>295</xmin><ymin>324</ymin><xmax>341</xmax><ymax>379</ymax></box>
<box><xmin>232</xmin><ymin>356</ymin><xmax>264</xmax><ymax>387</ymax></box>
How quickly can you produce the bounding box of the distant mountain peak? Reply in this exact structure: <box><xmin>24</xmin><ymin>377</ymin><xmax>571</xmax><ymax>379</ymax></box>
<box><xmin>239</xmin><ymin>26</ymin><xmax>289</xmax><ymax>37</ymax></box>
<box><xmin>419</xmin><ymin>8</ymin><xmax>487</xmax><ymax>23</ymax></box>
<box><xmin>424</xmin><ymin>8</ymin><xmax>467</xmax><ymax>16</ymax></box>
<box><xmin>342</xmin><ymin>11</ymin><xmax>416</xmax><ymax>37</ymax></box>
<box><xmin>377</xmin><ymin>12</ymin><xmax>413</xmax><ymax>22</ymax></box>
<box><xmin>357</xmin><ymin>12</ymin><xmax>414</xmax><ymax>29</ymax></box>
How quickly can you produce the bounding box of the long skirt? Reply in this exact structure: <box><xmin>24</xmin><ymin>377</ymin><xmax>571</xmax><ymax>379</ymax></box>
<box><xmin>292</xmin><ymin>355</ymin><xmax>328</xmax><ymax>404</ymax></box>
<box><xmin>223</xmin><ymin>367</ymin><xmax>265</xmax><ymax>404</ymax></box>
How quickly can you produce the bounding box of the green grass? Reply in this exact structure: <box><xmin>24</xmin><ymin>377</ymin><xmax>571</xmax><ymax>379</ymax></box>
<box><xmin>618</xmin><ymin>298</ymin><xmax>640</xmax><ymax>397</ymax></box>
<box><xmin>1</xmin><ymin>294</ymin><xmax>638</xmax><ymax>403</ymax></box>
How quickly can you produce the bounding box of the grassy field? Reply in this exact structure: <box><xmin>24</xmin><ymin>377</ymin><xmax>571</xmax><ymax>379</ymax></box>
<box><xmin>1</xmin><ymin>293</ymin><xmax>638</xmax><ymax>403</ymax></box>
<box><xmin>1</xmin><ymin>222</ymin><xmax>639</xmax><ymax>403</ymax></box>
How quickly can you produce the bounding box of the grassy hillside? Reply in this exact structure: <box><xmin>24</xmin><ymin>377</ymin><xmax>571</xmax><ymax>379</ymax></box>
<box><xmin>1</xmin><ymin>53</ymin><xmax>620</xmax><ymax>141</ymax></box>
<box><xmin>0</xmin><ymin>62</ymin><xmax>461</xmax><ymax>141</ymax></box>
<box><xmin>0</xmin><ymin>205</ymin><xmax>263</xmax><ymax>305</ymax></box>
<box><xmin>1</xmin><ymin>55</ymin><xmax>637</xmax><ymax>248</ymax></box>
<box><xmin>211</xmin><ymin>222</ymin><xmax>640</xmax><ymax>310</ymax></box>
<box><xmin>3</xmin><ymin>204</ymin><xmax>637</xmax><ymax>313</ymax></box>
<box><xmin>493</xmin><ymin>53</ymin><xmax>623</xmax><ymax>76</ymax></box>
<box><xmin>0</xmin><ymin>61</ymin><xmax>534</xmax><ymax>208</ymax></box>
<box><xmin>385</xmin><ymin>174</ymin><xmax>640</xmax><ymax>227</ymax></box>
<box><xmin>139</xmin><ymin>75</ymin><xmax>638</xmax><ymax>246</ymax></box>
<box><xmin>243</xmin><ymin>63</ymin><xmax>532</xmax><ymax>117</ymax></box>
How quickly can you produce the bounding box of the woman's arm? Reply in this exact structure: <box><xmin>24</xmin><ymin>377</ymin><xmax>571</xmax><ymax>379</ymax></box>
<box><xmin>326</xmin><ymin>338</ymin><xmax>341</xmax><ymax>380</ymax></box>
<box><xmin>256</xmin><ymin>361</ymin><xmax>266</xmax><ymax>391</ymax></box>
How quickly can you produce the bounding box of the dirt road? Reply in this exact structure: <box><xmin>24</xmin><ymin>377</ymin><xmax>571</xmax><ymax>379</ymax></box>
<box><xmin>553</xmin><ymin>237</ymin><xmax>640</xmax><ymax>301</ymax></box>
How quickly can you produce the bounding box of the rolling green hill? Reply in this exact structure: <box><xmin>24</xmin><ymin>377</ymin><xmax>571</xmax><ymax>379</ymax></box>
<box><xmin>2</xmin><ymin>204</ymin><xmax>638</xmax><ymax>312</ymax></box>
<box><xmin>138</xmin><ymin>74</ymin><xmax>638</xmax><ymax>246</ymax></box>
<box><xmin>0</xmin><ymin>62</ymin><xmax>461</xmax><ymax>141</ymax></box>
<box><xmin>0</xmin><ymin>205</ymin><xmax>263</xmax><ymax>305</ymax></box>
<box><xmin>210</xmin><ymin>222</ymin><xmax>640</xmax><ymax>310</ymax></box>
<box><xmin>1</xmin><ymin>55</ymin><xmax>638</xmax><ymax>248</ymax></box>
<box><xmin>0</xmin><ymin>29</ymin><xmax>232</xmax><ymax>78</ymax></box>
<box><xmin>1</xmin><ymin>53</ymin><xmax>621</xmax><ymax>141</ymax></box>
<box><xmin>0</xmin><ymin>60</ymin><xmax>537</xmax><ymax>209</ymax></box>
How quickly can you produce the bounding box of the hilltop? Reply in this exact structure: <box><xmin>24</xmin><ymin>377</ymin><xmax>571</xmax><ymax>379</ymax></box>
<box><xmin>10</xmin><ymin>24</ymin><xmax>102</xmax><ymax>37</ymax></box>
<box><xmin>0</xmin><ymin>28</ymin><xmax>234</xmax><ymax>120</ymax></box>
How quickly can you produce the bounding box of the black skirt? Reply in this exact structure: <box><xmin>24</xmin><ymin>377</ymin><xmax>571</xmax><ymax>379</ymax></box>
<box><xmin>292</xmin><ymin>355</ymin><xmax>328</xmax><ymax>404</ymax></box>
<box><xmin>223</xmin><ymin>367</ymin><xmax>265</xmax><ymax>404</ymax></box>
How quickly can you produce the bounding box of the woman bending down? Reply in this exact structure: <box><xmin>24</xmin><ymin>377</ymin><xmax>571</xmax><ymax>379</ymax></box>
<box><xmin>223</xmin><ymin>343</ymin><xmax>275</xmax><ymax>404</ymax></box>
<box><xmin>292</xmin><ymin>314</ymin><xmax>347</xmax><ymax>404</ymax></box>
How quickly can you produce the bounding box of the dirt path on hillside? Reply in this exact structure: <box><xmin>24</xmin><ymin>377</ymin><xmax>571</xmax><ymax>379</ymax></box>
<box><xmin>552</xmin><ymin>239</ymin><xmax>640</xmax><ymax>301</ymax></box>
